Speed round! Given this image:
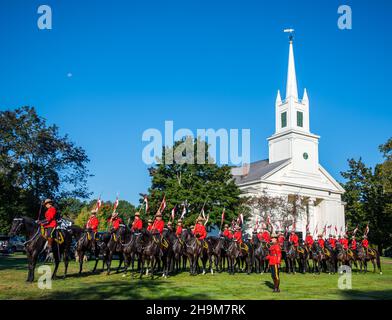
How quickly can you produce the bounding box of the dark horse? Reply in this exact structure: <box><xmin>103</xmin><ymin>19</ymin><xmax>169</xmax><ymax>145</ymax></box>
<box><xmin>9</xmin><ymin>216</ymin><xmax>73</xmax><ymax>282</ymax></box>
<box><xmin>252</xmin><ymin>233</ymin><xmax>269</xmax><ymax>274</ymax></box>
<box><xmin>182</xmin><ymin>228</ymin><xmax>202</xmax><ymax>275</ymax></box>
<box><xmin>226</xmin><ymin>239</ymin><xmax>240</xmax><ymax>275</ymax></box>
<box><xmin>103</xmin><ymin>224</ymin><xmax>131</xmax><ymax>275</ymax></box>
<box><xmin>284</xmin><ymin>241</ymin><xmax>297</xmax><ymax>274</ymax></box>
<box><xmin>356</xmin><ymin>243</ymin><xmax>382</xmax><ymax>274</ymax></box>
<box><xmin>75</xmin><ymin>229</ymin><xmax>101</xmax><ymax>274</ymax></box>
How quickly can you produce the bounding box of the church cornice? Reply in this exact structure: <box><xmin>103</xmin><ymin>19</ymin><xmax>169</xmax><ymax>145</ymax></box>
<box><xmin>267</xmin><ymin>129</ymin><xmax>320</xmax><ymax>142</ymax></box>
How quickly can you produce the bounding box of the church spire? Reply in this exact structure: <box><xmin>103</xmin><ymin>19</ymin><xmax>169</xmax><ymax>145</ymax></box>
<box><xmin>285</xmin><ymin>34</ymin><xmax>298</xmax><ymax>100</ymax></box>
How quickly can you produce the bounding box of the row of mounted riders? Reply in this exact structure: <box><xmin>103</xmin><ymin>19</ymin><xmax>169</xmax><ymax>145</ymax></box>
<box><xmin>9</xmin><ymin>201</ymin><xmax>382</xmax><ymax>282</ymax></box>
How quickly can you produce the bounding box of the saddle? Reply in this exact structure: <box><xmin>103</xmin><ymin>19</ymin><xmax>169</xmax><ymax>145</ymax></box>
<box><xmin>40</xmin><ymin>226</ymin><xmax>65</xmax><ymax>245</ymax></box>
<box><xmin>161</xmin><ymin>237</ymin><xmax>169</xmax><ymax>249</ymax></box>
<box><xmin>86</xmin><ymin>231</ymin><xmax>98</xmax><ymax>241</ymax></box>
<box><xmin>240</xmin><ymin>243</ymin><xmax>249</xmax><ymax>252</ymax></box>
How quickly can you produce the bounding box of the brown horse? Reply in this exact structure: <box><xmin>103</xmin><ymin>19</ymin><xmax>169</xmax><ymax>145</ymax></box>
<box><xmin>356</xmin><ymin>243</ymin><xmax>382</xmax><ymax>274</ymax></box>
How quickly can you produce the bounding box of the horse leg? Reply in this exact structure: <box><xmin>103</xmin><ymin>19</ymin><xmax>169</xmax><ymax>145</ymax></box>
<box><xmin>63</xmin><ymin>249</ymin><xmax>69</xmax><ymax>279</ymax></box>
<box><xmin>106</xmin><ymin>252</ymin><xmax>113</xmax><ymax>275</ymax></box>
<box><xmin>78</xmin><ymin>251</ymin><xmax>84</xmax><ymax>274</ymax></box>
<box><xmin>116</xmin><ymin>253</ymin><xmax>124</xmax><ymax>273</ymax></box>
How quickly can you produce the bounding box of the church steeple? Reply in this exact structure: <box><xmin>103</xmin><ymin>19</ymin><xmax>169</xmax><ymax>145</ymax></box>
<box><xmin>286</xmin><ymin>38</ymin><xmax>298</xmax><ymax>100</ymax></box>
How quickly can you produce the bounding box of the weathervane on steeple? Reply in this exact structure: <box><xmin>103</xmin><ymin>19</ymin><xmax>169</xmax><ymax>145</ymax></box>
<box><xmin>284</xmin><ymin>28</ymin><xmax>295</xmax><ymax>42</ymax></box>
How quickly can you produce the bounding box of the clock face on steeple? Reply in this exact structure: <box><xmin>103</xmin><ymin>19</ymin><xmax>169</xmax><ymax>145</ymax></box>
<box><xmin>303</xmin><ymin>152</ymin><xmax>309</xmax><ymax>160</ymax></box>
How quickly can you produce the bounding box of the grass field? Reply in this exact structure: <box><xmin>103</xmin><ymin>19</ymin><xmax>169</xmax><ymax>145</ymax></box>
<box><xmin>0</xmin><ymin>253</ymin><xmax>391</xmax><ymax>300</ymax></box>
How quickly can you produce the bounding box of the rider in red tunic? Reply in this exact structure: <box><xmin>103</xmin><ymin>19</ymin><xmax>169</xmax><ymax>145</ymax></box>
<box><xmin>151</xmin><ymin>212</ymin><xmax>165</xmax><ymax>235</ymax></box>
<box><xmin>317</xmin><ymin>234</ymin><xmax>325</xmax><ymax>248</ymax></box>
<box><xmin>146</xmin><ymin>219</ymin><xmax>153</xmax><ymax>232</ymax></box>
<box><xmin>289</xmin><ymin>231</ymin><xmax>299</xmax><ymax>247</ymax></box>
<box><xmin>175</xmin><ymin>220</ymin><xmax>183</xmax><ymax>237</ymax></box>
<box><xmin>38</xmin><ymin>199</ymin><xmax>58</xmax><ymax>256</ymax></box>
<box><xmin>278</xmin><ymin>232</ymin><xmax>285</xmax><ymax>247</ymax></box>
<box><xmin>131</xmin><ymin>212</ymin><xmax>143</xmax><ymax>232</ymax></box>
<box><xmin>222</xmin><ymin>224</ymin><xmax>233</xmax><ymax>239</ymax></box>
<box><xmin>86</xmin><ymin>211</ymin><xmax>99</xmax><ymax>233</ymax></box>
<box><xmin>362</xmin><ymin>236</ymin><xmax>369</xmax><ymax>248</ymax></box>
<box><xmin>350</xmin><ymin>236</ymin><xmax>357</xmax><ymax>250</ymax></box>
<box><xmin>328</xmin><ymin>234</ymin><xmax>337</xmax><ymax>249</ymax></box>
<box><xmin>108</xmin><ymin>212</ymin><xmax>123</xmax><ymax>232</ymax></box>
<box><xmin>266</xmin><ymin>234</ymin><xmax>282</xmax><ymax>293</ymax></box>
<box><xmin>261</xmin><ymin>230</ymin><xmax>271</xmax><ymax>243</ymax></box>
<box><xmin>193</xmin><ymin>217</ymin><xmax>207</xmax><ymax>240</ymax></box>
<box><xmin>233</xmin><ymin>226</ymin><xmax>243</xmax><ymax>244</ymax></box>
<box><xmin>340</xmin><ymin>235</ymin><xmax>349</xmax><ymax>250</ymax></box>
<box><xmin>305</xmin><ymin>232</ymin><xmax>314</xmax><ymax>247</ymax></box>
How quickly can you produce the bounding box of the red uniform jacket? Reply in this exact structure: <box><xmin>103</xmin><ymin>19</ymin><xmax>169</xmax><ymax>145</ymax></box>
<box><xmin>305</xmin><ymin>235</ymin><xmax>314</xmax><ymax>246</ymax></box>
<box><xmin>233</xmin><ymin>231</ymin><xmax>242</xmax><ymax>243</ymax></box>
<box><xmin>109</xmin><ymin>217</ymin><xmax>123</xmax><ymax>230</ymax></box>
<box><xmin>328</xmin><ymin>238</ymin><xmax>337</xmax><ymax>249</ymax></box>
<box><xmin>318</xmin><ymin>239</ymin><xmax>325</xmax><ymax>248</ymax></box>
<box><xmin>175</xmin><ymin>226</ymin><xmax>183</xmax><ymax>236</ymax></box>
<box><xmin>131</xmin><ymin>218</ymin><xmax>143</xmax><ymax>231</ymax></box>
<box><xmin>43</xmin><ymin>207</ymin><xmax>57</xmax><ymax>228</ymax></box>
<box><xmin>193</xmin><ymin>224</ymin><xmax>207</xmax><ymax>240</ymax></box>
<box><xmin>350</xmin><ymin>239</ymin><xmax>357</xmax><ymax>250</ymax></box>
<box><xmin>278</xmin><ymin>235</ymin><xmax>285</xmax><ymax>246</ymax></box>
<box><xmin>261</xmin><ymin>231</ymin><xmax>270</xmax><ymax>243</ymax></box>
<box><xmin>289</xmin><ymin>234</ymin><xmax>299</xmax><ymax>247</ymax></box>
<box><xmin>147</xmin><ymin>225</ymin><xmax>153</xmax><ymax>232</ymax></box>
<box><xmin>267</xmin><ymin>244</ymin><xmax>282</xmax><ymax>266</ymax></box>
<box><xmin>341</xmin><ymin>238</ymin><xmax>349</xmax><ymax>250</ymax></box>
<box><xmin>223</xmin><ymin>229</ymin><xmax>233</xmax><ymax>239</ymax></box>
<box><xmin>362</xmin><ymin>239</ymin><xmax>369</xmax><ymax>248</ymax></box>
<box><xmin>86</xmin><ymin>215</ymin><xmax>99</xmax><ymax>233</ymax></box>
<box><xmin>151</xmin><ymin>220</ymin><xmax>165</xmax><ymax>235</ymax></box>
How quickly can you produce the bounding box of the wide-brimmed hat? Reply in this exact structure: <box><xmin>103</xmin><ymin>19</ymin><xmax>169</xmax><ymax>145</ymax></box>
<box><xmin>167</xmin><ymin>221</ymin><xmax>172</xmax><ymax>226</ymax></box>
<box><xmin>177</xmin><ymin>221</ymin><xmax>183</xmax><ymax>225</ymax></box>
<box><xmin>90</xmin><ymin>209</ymin><xmax>97</xmax><ymax>214</ymax></box>
<box><xmin>43</xmin><ymin>199</ymin><xmax>53</xmax><ymax>205</ymax></box>
<box><xmin>224</xmin><ymin>224</ymin><xmax>229</xmax><ymax>228</ymax></box>
<box><xmin>197</xmin><ymin>217</ymin><xmax>205</xmax><ymax>222</ymax></box>
<box><xmin>135</xmin><ymin>212</ymin><xmax>141</xmax><ymax>216</ymax></box>
<box><xmin>155</xmin><ymin>212</ymin><xmax>162</xmax><ymax>217</ymax></box>
<box><xmin>112</xmin><ymin>212</ymin><xmax>119</xmax><ymax>218</ymax></box>
<box><xmin>271</xmin><ymin>233</ymin><xmax>278</xmax><ymax>239</ymax></box>
<box><xmin>363</xmin><ymin>235</ymin><xmax>368</xmax><ymax>239</ymax></box>
<box><xmin>147</xmin><ymin>219</ymin><xmax>153</xmax><ymax>223</ymax></box>
<box><xmin>318</xmin><ymin>234</ymin><xmax>323</xmax><ymax>237</ymax></box>
<box><xmin>235</xmin><ymin>226</ymin><xmax>241</xmax><ymax>230</ymax></box>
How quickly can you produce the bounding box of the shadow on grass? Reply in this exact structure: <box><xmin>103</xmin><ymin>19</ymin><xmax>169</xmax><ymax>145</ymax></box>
<box><xmin>263</xmin><ymin>281</ymin><xmax>274</xmax><ymax>290</ymax></box>
<box><xmin>0</xmin><ymin>254</ymin><xmax>29</xmax><ymax>271</ymax></box>
<box><xmin>340</xmin><ymin>289</ymin><xmax>392</xmax><ymax>300</ymax></box>
<box><xmin>45</xmin><ymin>280</ymin><xmax>210</xmax><ymax>300</ymax></box>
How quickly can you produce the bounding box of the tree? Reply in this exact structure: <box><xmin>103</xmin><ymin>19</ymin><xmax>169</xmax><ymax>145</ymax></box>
<box><xmin>341</xmin><ymin>139</ymin><xmax>392</xmax><ymax>253</ymax></box>
<box><xmin>141</xmin><ymin>137</ymin><xmax>242</xmax><ymax>227</ymax></box>
<box><xmin>0</xmin><ymin>106</ymin><xmax>91</xmax><ymax>233</ymax></box>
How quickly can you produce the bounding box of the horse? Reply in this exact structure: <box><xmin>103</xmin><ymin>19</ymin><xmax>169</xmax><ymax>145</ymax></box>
<box><xmin>206</xmin><ymin>237</ymin><xmax>225</xmax><ymax>273</ymax></box>
<box><xmin>171</xmin><ymin>232</ymin><xmax>186</xmax><ymax>274</ymax></box>
<box><xmin>335</xmin><ymin>242</ymin><xmax>348</xmax><ymax>273</ymax></box>
<box><xmin>9</xmin><ymin>216</ymin><xmax>72</xmax><ymax>282</ymax></box>
<box><xmin>323</xmin><ymin>243</ymin><xmax>337</xmax><ymax>274</ymax></box>
<box><xmin>357</xmin><ymin>243</ymin><xmax>382</xmax><ymax>274</ymax></box>
<box><xmin>199</xmin><ymin>237</ymin><xmax>214</xmax><ymax>275</ymax></box>
<box><xmin>296</xmin><ymin>243</ymin><xmax>308</xmax><ymax>273</ymax></box>
<box><xmin>309</xmin><ymin>243</ymin><xmax>324</xmax><ymax>274</ymax></box>
<box><xmin>103</xmin><ymin>224</ymin><xmax>131</xmax><ymax>275</ymax></box>
<box><xmin>161</xmin><ymin>228</ymin><xmax>175</xmax><ymax>278</ymax></box>
<box><xmin>283</xmin><ymin>241</ymin><xmax>297</xmax><ymax>274</ymax></box>
<box><xmin>251</xmin><ymin>233</ymin><xmax>268</xmax><ymax>274</ymax></box>
<box><xmin>139</xmin><ymin>231</ymin><xmax>161</xmax><ymax>279</ymax></box>
<box><xmin>226</xmin><ymin>239</ymin><xmax>240</xmax><ymax>275</ymax></box>
<box><xmin>182</xmin><ymin>228</ymin><xmax>202</xmax><ymax>276</ymax></box>
<box><xmin>75</xmin><ymin>229</ymin><xmax>101</xmax><ymax>274</ymax></box>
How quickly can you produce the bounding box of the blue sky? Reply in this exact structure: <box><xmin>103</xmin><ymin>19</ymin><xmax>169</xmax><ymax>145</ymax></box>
<box><xmin>0</xmin><ymin>0</ymin><xmax>391</xmax><ymax>205</ymax></box>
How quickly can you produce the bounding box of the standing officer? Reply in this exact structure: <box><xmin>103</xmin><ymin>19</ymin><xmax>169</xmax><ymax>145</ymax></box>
<box><xmin>266</xmin><ymin>234</ymin><xmax>282</xmax><ymax>293</ymax></box>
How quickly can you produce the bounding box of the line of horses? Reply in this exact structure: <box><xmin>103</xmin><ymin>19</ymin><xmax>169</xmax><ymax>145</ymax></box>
<box><xmin>9</xmin><ymin>217</ymin><xmax>382</xmax><ymax>282</ymax></box>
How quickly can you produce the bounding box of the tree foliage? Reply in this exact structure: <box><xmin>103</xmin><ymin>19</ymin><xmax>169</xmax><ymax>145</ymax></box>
<box><xmin>0</xmin><ymin>106</ymin><xmax>91</xmax><ymax>233</ymax></box>
<box><xmin>341</xmin><ymin>138</ymin><xmax>392</xmax><ymax>252</ymax></box>
<box><xmin>140</xmin><ymin>138</ymin><xmax>242</xmax><ymax>227</ymax></box>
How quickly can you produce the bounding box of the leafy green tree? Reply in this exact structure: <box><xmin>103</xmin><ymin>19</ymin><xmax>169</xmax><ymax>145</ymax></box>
<box><xmin>0</xmin><ymin>106</ymin><xmax>91</xmax><ymax>233</ymax></box>
<box><xmin>141</xmin><ymin>137</ymin><xmax>242</xmax><ymax>227</ymax></box>
<box><xmin>341</xmin><ymin>139</ymin><xmax>392</xmax><ymax>253</ymax></box>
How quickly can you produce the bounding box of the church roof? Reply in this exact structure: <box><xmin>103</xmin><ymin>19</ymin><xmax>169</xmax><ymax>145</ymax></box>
<box><xmin>232</xmin><ymin>158</ymin><xmax>290</xmax><ymax>185</ymax></box>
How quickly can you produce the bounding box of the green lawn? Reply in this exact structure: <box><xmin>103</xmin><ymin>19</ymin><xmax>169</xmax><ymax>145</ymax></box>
<box><xmin>0</xmin><ymin>253</ymin><xmax>391</xmax><ymax>300</ymax></box>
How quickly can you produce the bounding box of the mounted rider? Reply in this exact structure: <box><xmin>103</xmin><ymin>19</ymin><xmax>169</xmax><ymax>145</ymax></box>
<box><xmin>340</xmin><ymin>234</ymin><xmax>349</xmax><ymax>250</ymax></box>
<box><xmin>147</xmin><ymin>219</ymin><xmax>153</xmax><ymax>232</ymax></box>
<box><xmin>305</xmin><ymin>232</ymin><xmax>314</xmax><ymax>248</ymax></box>
<box><xmin>277</xmin><ymin>232</ymin><xmax>285</xmax><ymax>247</ymax></box>
<box><xmin>233</xmin><ymin>226</ymin><xmax>243</xmax><ymax>244</ymax></box>
<box><xmin>317</xmin><ymin>234</ymin><xmax>325</xmax><ymax>249</ymax></box>
<box><xmin>151</xmin><ymin>211</ymin><xmax>165</xmax><ymax>235</ymax></box>
<box><xmin>222</xmin><ymin>224</ymin><xmax>233</xmax><ymax>239</ymax></box>
<box><xmin>86</xmin><ymin>209</ymin><xmax>99</xmax><ymax>241</ymax></box>
<box><xmin>108</xmin><ymin>211</ymin><xmax>123</xmax><ymax>233</ymax></box>
<box><xmin>258</xmin><ymin>227</ymin><xmax>270</xmax><ymax>243</ymax></box>
<box><xmin>131</xmin><ymin>212</ymin><xmax>143</xmax><ymax>232</ymax></box>
<box><xmin>362</xmin><ymin>235</ymin><xmax>370</xmax><ymax>254</ymax></box>
<box><xmin>167</xmin><ymin>221</ymin><xmax>174</xmax><ymax>232</ymax></box>
<box><xmin>289</xmin><ymin>230</ymin><xmax>299</xmax><ymax>247</ymax></box>
<box><xmin>328</xmin><ymin>234</ymin><xmax>337</xmax><ymax>250</ymax></box>
<box><xmin>175</xmin><ymin>220</ymin><xmax>183</xmax><ymax>237</ymax></box>
<box><xmin>193</xmin><ymin>217</ymin><xmax>207</xmax><ymax>241</ymax></box>
<box><xmin>350</xmin><ymin>236</ymin><xmax>357</xmax><ymax>251</ymax></box>
<box><xmin>37</xmin><ymin>199</ymin><xmax>58</xmax><ymax>258</ymax></box>
<box><xmin>266</xmin><ymin>234</ymin><xmax>282</xmax><ymax>293</ymax></box>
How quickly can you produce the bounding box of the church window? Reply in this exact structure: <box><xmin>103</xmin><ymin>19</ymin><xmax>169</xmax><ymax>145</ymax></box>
<box><xmin>297</xmin><ymin>111</ymin><xmax>303</xmax><ymax>127</ymax></box>
<box><xmin>281</xmin><ymin>112</ymin><xmax>287</xmax><ymax>128</ymax></box>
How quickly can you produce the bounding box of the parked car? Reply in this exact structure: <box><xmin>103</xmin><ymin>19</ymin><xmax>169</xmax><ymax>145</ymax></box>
<box><xmin>9</xmin><ymin>236</ymin><xmax>26</xmax><ymax>253</ymax></box>
<box><xmin>0</xmin><ymin>235</ymin><xmax>12</xmax><ymax>254</ymax></box>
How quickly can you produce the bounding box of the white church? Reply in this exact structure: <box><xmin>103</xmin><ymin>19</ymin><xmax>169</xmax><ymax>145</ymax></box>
<box><xmin>233</xmin><ymin>35</ymin><xmax>346</xmax><ymax>237</ymax></box>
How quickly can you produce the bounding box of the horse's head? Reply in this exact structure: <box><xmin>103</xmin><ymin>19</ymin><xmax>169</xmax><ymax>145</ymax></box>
<box><xmin>9</xmin><ymin>217</ymin><xmax>25</xmax><ymax>236</ymax></box>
